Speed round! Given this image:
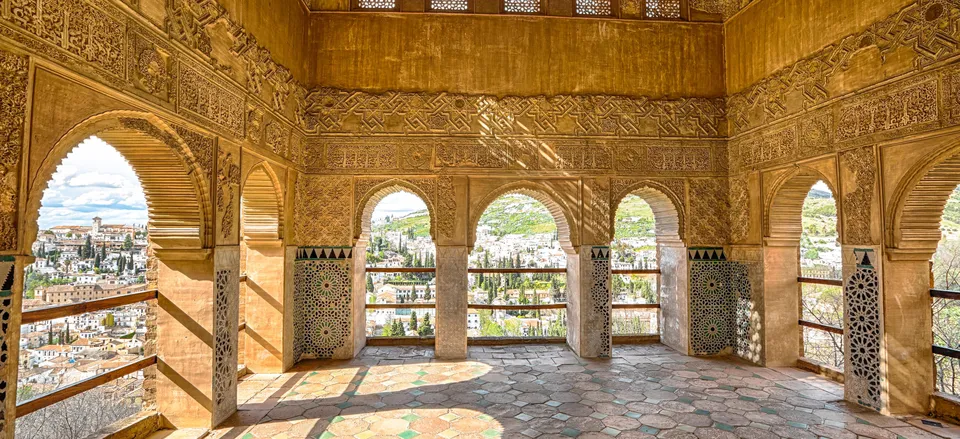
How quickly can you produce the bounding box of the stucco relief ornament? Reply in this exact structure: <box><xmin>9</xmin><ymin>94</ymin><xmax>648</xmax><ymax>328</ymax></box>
<box><xmin>217</xmin><ymin>150</ymin><xmax>241</xmax><ymax>239</ymax></box>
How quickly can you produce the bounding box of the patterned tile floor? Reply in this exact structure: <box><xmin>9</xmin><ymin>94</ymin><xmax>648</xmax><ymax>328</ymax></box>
<box><xmin>212</xmin><ymin>344</ymin><xmax>960</xmax><ymax>439</ymax></box>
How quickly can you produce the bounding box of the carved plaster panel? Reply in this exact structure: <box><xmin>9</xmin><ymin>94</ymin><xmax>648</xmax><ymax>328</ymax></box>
<box><xmin>0</xmin><ymin>49</ymin><xmax>27</xmax><ymax>252</ymax></box>
<box><xmin>295</xmin><ymin>175</ymin><xmax>353</xmax><ymax>246</ymax></box>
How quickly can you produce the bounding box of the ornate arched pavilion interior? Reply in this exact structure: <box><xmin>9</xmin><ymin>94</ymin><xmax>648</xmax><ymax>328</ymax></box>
<box><xmin>3</xmin><ymin>0</ymin><xmax>960</xmax><ymax>436</ymax></box>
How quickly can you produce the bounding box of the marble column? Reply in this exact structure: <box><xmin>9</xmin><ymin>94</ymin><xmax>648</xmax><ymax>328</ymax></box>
<box><xmin>436</xmin><ymin>245</ymin><xmax>468</xmax><ymax>359</ymax></box>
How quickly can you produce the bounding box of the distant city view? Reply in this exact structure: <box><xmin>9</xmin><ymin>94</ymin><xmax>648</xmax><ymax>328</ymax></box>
<box><xmin>17</xmin><ymin>139</ymin><xmax>149</xmax><ymax>439</ymax></box>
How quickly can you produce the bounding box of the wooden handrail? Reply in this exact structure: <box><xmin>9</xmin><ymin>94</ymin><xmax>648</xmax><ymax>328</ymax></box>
<box><xmin>239</xmin><ymin>274</ymin><xmax>248</xmax><ymax>282</ymax></box>
<box><xmin>365</xmin><ymin>303</ymin><xmax>436</xmax><ymax>309</ymax></box>
<box><xmin>612</xmin><ymin>303</ymin><xmax>661</xmax><ymax>309</ymax></box>
<box><xmin>468</xmin><ymin>303</ymin><xmax>567</xmax><ymax>310</ymax></box>
<box><xmin>934</xmin><ymin>345</ymin><xmax>960</xmax><ymax>360</ymax></box>
<box><xmin>17</xmin><ymin>355</ymin><xmax>157</xmax><ymax>417</ymax></box>
<box><xmin>468</xmin><ymin>268</ymin><xmax>566</xmax><ymax>274</ymax></box>
<box><xmin>799</xmin><ymin>319</ymin><xmax>843</xmax><ymax>335</ymax></box>
<box><xmin>238</xmin><ymin>321</ymin><xmax>246</xmax><ymax>332</ymax></box>
<box><xmin>797</xmin><ymin>277</ymin><xmax>843</xmax><ymax>287</ymax></box>
<box><xmin>611</xmin><ymin>269</ymin><xmax>661</xmax><ymax>275</ymax></box>
<box><xmin>22</xmin><ymin>290</ymin><xmax>159</xmax><ymax>324</ymax></box>
<box><xmin>931</xmin><ymin>289</ymin><xmax>960</xmax><ymax>300</ymax></box>
<box><xmin>365</xmin><ymin>267</ymin><xmax>436</xmax><ymax>273</ymax></box>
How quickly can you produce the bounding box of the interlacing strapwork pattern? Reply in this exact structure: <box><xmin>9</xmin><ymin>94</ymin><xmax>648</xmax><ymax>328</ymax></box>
<box><xmin>591</xmin><ymin>247</ymin><xmax>612</xmax><ymax>358</ymax></box>
<box><xmin>358</xmin><ymin>0</ymin><xmax>396</xmax><ymax>8</ymax></box>
<box><xmin>212</xmin><ymin>268</ymin><xmax>237</xmax><ymax>422</ymax></box>
<box><xmin>645</xmin><ymin>0</ymin><xmax>681</xmax><ymax>18</ymax></box>
<box><xmin>431</xmin><ymin>0</ymin><xmax>469</xmax><ymax>10</ymax></box>
<box><xmin>732</xmin><ymin>263</ymin><xmax>753</xmax><ymax>359</ymax></box>
<box><xmin>576</xmin><ymin>0</ymin><xmax>612</xmax><ymax>15</ymax></box>
<box><xmin>0</xmin><ymin>257</ymin><xmax>12</xmax><ymax>432</ymax></box>
<box><xmin>503</xmin><ymin>0</ymin><xmax>540</xmax><ymax>13</ymax></box>
<box><xmin>690</xmin><ymin>261</ymin><xmax>733</xmax><ymax>355</ymax></box>
<box><xmin>294</xmin><ymin>251</ymin><xmax>352</xmax><ymax>361</ymax></box>
<box><xmin>846</xmin><ymin>249</ymin><xmax>882</xmax><ymax>411</ymax></box>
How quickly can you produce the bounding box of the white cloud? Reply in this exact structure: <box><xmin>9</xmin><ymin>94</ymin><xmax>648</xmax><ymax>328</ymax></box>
<box><xmin>37</xmin><ymin>137</ymin><xmax>147</xmax><ymax>230</ymax></box>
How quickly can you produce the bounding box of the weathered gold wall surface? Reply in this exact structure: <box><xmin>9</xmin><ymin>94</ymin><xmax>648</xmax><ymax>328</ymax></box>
<box><xmin>218</xmin><ymin>0</ymin><xmax>310</xmax><ymax>80</ymax></box>
<box><xmin>724</xmin><ymin>0</ymin><xmax>914</xmax><ymax>94</ymax></box>
<box><xmin>307</xmin><ymin>13</ymin><xmax>725</xmax><ymax>97</ymax></box>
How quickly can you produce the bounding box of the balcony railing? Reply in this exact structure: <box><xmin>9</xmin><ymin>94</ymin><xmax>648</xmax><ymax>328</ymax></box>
<box><xmin>467</xmin><ymin>267</ymin><xmax>567</xmax><ymax>339</ymax></box>
<box><xmin>611</xmin><ymin>268</ymin><xmax>661</xmax><ymax>338</ymax></box>
<box><xmin>931</xmin><ymin>288</ymin><xmax>960</xmax><ymax>396</ymax></box>
<box><xmin>797</xmin><ymin>276</ymin><xmax>844</xmax><ymax>372</ymax></box>
<box><xmin>365</xmin><ymin>267</ymin><xmax>437</xmax><ymax>339</ymax></box>
<box><xmin>17</xmin><ymin>290</ymin><xmax>160</xmax><ymax>418</ymax></box>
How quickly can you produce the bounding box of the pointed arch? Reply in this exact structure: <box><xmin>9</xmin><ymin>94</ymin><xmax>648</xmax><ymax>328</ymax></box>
<box><xmin>611</xmin><ymin>180</ymin><xmax>685</xmax><ymax>244</ymax></box>
<box><xmin>22</xmin><ymin>111</ymin><xmax>212</xmax><ymax>251</ymax></box>
<box><xmin>469</xmin><ymin>181</ymin><xmax>577</xmax><ymax>254</ymax></box>
<box><xmin>764</xmin><ymin>166</ymin><xmax>838</xmax><ymax>245</ymax></box>
<box><xmin>241</xmin><ymin>162</ymin><xmax>284</xmax><ymax>242</ymax></box>
<box><xmin>355</xmin><ymin>179</ymin><xmax>436</xmax><ymax>243</ymax></box>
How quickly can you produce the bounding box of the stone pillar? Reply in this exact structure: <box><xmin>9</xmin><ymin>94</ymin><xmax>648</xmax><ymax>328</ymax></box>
<box><xmin>2</xmin><ymin>256</ymin><xmax>26</xmax><ymax>439</ymax></box>
<box><xmin>761</xmin><ymin>242</ymin><xmax>800</xmax><ymax>367</ymax></box>
<box><xmin>243</xmin><ymin>239</ymin><xmax>293</xmax><ymax>373</ymax></box>
<box><xmin>352</xmin><ymin>242</ymin><xmax>368</xmax><ymax>358</ymax></box>
<box><xmin>436</xmin><ymin>246</ymin><xmax>468</xmax><ymax>359</ymax></box>
<box><xmin>659</xmin><ymin>243</ymin><xmax>688</xmax><ymax>354</ymax></box>
<box><xmin>566</xmin><ymin>246</ymin><xmax>612</xmax><ymax>358</ymax></box>
<box><xmin>156</xmin><ymin>247</ymin><xmax>239</xmax><ymax>428</ymax></box>
<box><xmin>878</xmin><ymin>250</ymin><xmax>930</xmax><ymax>414</ymax></box>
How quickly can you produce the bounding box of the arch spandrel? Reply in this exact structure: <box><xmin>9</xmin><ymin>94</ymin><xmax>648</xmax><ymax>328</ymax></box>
<box><xmin>22</xmin><ymin>111</ymin><xmax>213</xmax><ymax>252</ymax></box>
<box><xmin>468</xmin><ymin>179</ymin><xmax>580</xmax><ymax>254</ymax></box>
<box><xmin>241</xmin><ymin>162</ymin><xmax>285</xmax><ymax>242</ymax></box>
<box><xmin>763</xmin><ymin>165</ymin><xmax>839</xmax><ymax>246</ymax></box>
<box><xmin>610</xmin><ymin>179</ymin><xmax>686</xmax><ymax>245</ymax></box>
<box><xmin>354</xmin><ymin>178</ymin><xmax>437</xmax><ymax>244</ymax></box>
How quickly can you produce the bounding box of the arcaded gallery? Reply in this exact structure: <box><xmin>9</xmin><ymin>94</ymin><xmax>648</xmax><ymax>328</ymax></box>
<box><xmin>5</xmin><ymin>0</ymin><xmax>960</xmax><ymax>437</ymax></box>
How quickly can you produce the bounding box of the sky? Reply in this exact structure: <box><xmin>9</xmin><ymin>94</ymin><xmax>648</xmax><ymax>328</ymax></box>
<box><xmin>371</xmin><ymin>192</ymin><xmax>427</xmax><ymax>221</ymax></box>
<box><xmin>37</xmin><ymin>137</ymin><xmax>148</xmax><ymax>230</ymax></box>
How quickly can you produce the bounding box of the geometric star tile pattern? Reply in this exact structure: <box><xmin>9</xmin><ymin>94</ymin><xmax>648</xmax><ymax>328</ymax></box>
<box><xmin>210</xmin><ymin>344</ymin><xmax>954</xmax><ymax>439</ymax></box>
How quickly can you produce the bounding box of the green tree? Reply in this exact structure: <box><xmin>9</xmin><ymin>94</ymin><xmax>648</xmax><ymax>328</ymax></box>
<box><xmin>393</xmin><ymin>319</ymin><xmax>405</xmax><ymax>335</ymax></box>
<box><xmin>423</xmin><ymin>284</ymin><xmax>432</xmax><ymax>302</ymax></box>
<box><xmin>410</xmin><ymin>311</ymin><xmax>419</xmax><ymax>331</ymax></box>
<box><xmin>123</xmin><ymin>234</ymin><xmax>134</xmax><ymax>250</ymax></box>
<box><xmin>381</xmin><ymin>320</ymin><xmax>396</xmax><ymax>337</ymax></box>
<box><xmin>366</xmin><ymin>275</ymin><xmax>374</xmax><ymax>294</ymax></box>
<box><xmin>418</xmin><ymin>313</ymin><xmax>434</xmax><ymax>336</ymax></box>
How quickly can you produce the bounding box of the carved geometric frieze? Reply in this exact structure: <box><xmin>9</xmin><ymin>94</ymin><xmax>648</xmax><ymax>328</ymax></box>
<box><xmin>836</xmin><ymin>77</ymin><xmax>939</xmax><ymax>144</ymax></box>
<box><xmin>0</xmin><ymin>48</ymin><xmax>27</xmax><ymax>252</ymax></box>
<box><xmin>304</xmin><ymin>88</ymin><xmax>726</xmax><ymax>138</ymax></box>
<box><xmin>178</xmin><ymin>60</ymin><xmax>245</xmax><ymax>139</ymax></box>
<box><xmin>728</xmin><ymin>0</ymin><xmax>960</xmax><ymax>135</ymax></box>
<box><xmin>127</xmin><ymin>26</ymin><xmax>177</xmax><ymax>107</ymax></box>
<box><xmin>306</xmin><ymin>137</ymin><xmax>727</xmax><ymax>175</ymax></box>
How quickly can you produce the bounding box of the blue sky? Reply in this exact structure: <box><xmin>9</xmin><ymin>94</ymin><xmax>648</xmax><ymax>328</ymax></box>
<box><xmin>37</xmin><ymin>137</ymin><xmax>148</xmax><ymax>230</ymax></box>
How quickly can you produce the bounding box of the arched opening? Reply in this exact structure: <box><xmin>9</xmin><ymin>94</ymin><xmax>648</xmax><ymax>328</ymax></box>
<box><xmin>358</xmin><ymin>190</ymin><xmax>437</xmax><ymax>342</ymax></box>
<box><xmin>15</xmin><ymin>113</ymin><xmax>214</xmax><ymax>434</ymax></box>
<box><xmin>611</xmin><ymin>185</ymin><xmax>685</xmax><ymax>350</ymax></box>
<box><xmin>763</xmin><ymin>167</ymin><xmax>838</xmax><ymax>368</ymax></box>
<box><xmin>797</xmin><ymin>181</ymin><xmax>843</xmax><ymax>371</ymax></box>
<box><xmin>468</xmin><ymin>193</ymin><xmax>567</xmax><ymax>340</ymax></box>
<box><xmin>931</xmin><ymin>184</ymin><xmax>960</xmax><ymax>398</ymax></box>
<box><xmin>239</xmin><ymin>163</ymin><xmax>287</xmax><ymax>373</ymax></box>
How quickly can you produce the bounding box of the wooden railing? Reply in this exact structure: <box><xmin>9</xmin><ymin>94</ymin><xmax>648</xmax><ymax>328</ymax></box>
<box><xmin>932</xmin><ymin>288</ymin><xmax>960</xmax><ymax>360</ymax></box>
<box><xmin>17</xmin><ymin>289</ymin><xmax>160</xmax><ymax>418</ymax></box>
<box><xmin>796</xmin><ymin>277</ymin><xmax>845</xmax><ymax>360</ymax></box>
<box><xmin>17</xmin><ymin>356</ymin><xmax>157</xmax><ymax>417</ymax></box>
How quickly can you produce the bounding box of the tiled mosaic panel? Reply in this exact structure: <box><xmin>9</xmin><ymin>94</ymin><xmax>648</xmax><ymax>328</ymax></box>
<box><xmin>845</xmin><ymin>249</ymin><xmax>882</xmax><ymax>411</ymax></box>
<box><xmin>294</xmin><ymin>248</ymin><xmax>352</xmax><ymax>361</ymax></box>
<box><xmin>0</xmin><ymin>256</ymin><xmax>11</xmax><ymax>433</ymax></box>
<box><xmin>213</xmin><ymin>267</ymin><xmax>238</xmax><ymax>423</ymax></box>
<box><xmin>590</xmin><ymin>246</ymin><xmax>611</xmax><ymax>358</ymax></box>
<box><xmin>688</xmin><ymin>249</ymin><xmax>753</xmax><ymax>357</ymax></box>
